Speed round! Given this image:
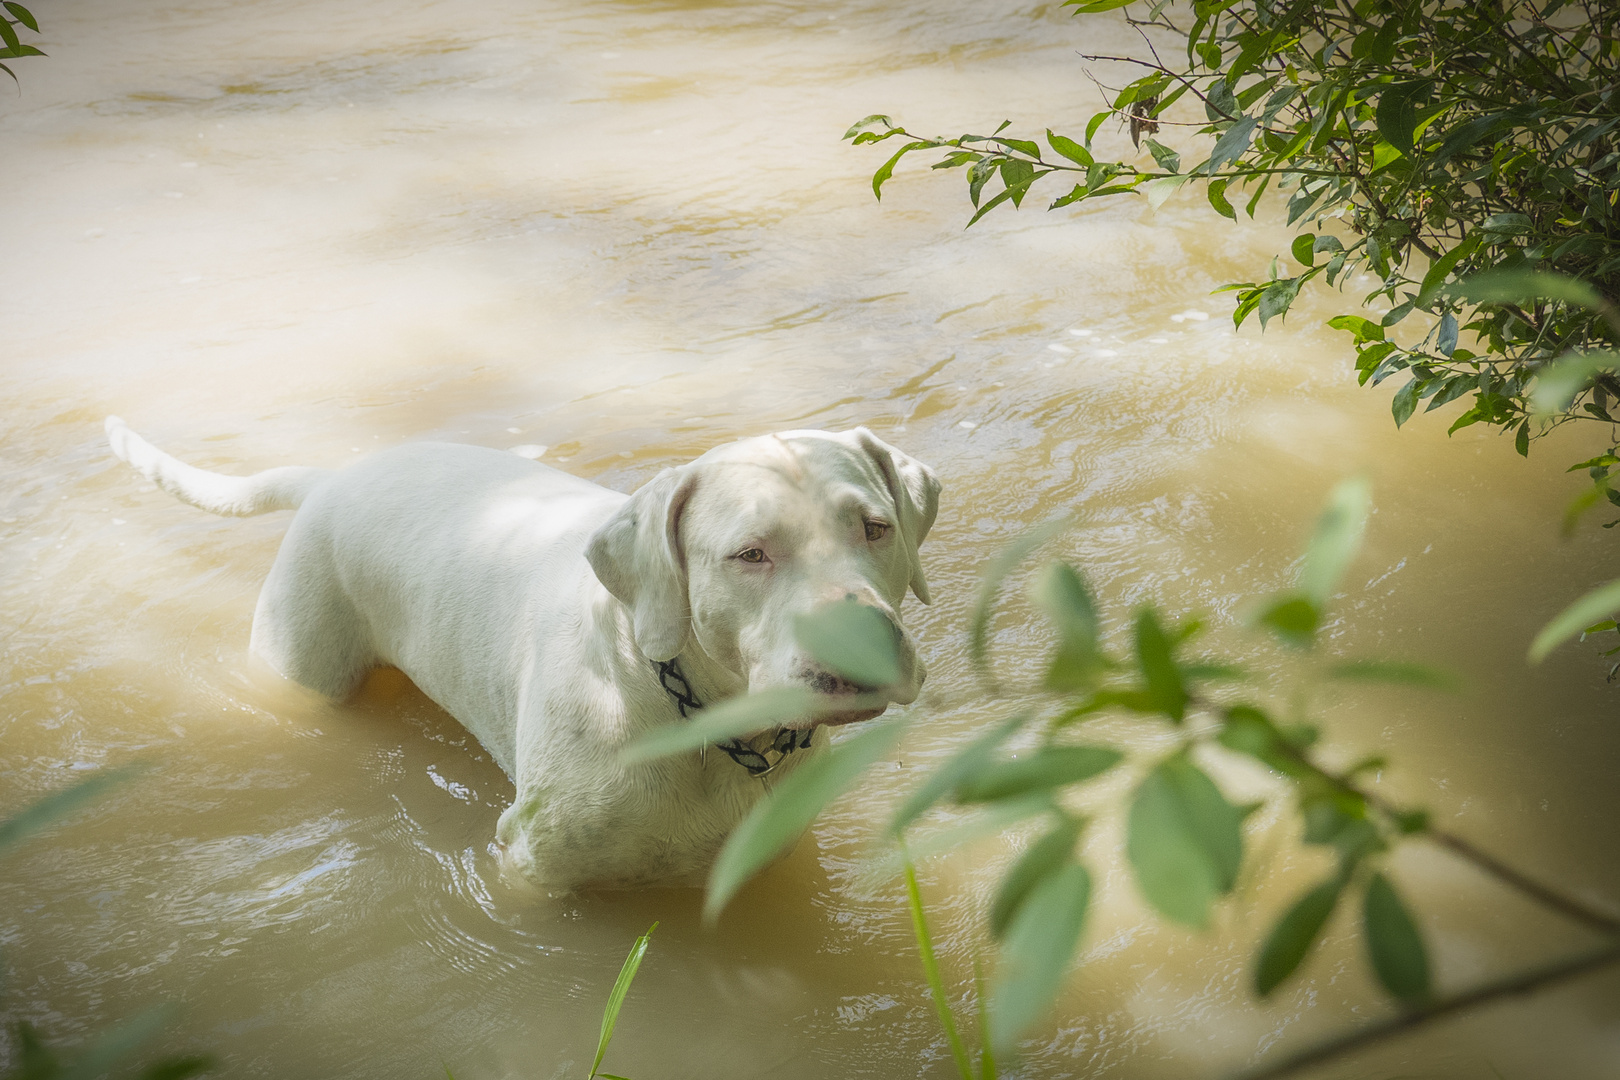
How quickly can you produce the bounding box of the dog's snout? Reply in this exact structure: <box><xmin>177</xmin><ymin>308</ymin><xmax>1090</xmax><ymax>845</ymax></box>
<box><xmin>808</xmin><ymin>668</ymin><xmax>864</xmax><ymax>695</ymax></box>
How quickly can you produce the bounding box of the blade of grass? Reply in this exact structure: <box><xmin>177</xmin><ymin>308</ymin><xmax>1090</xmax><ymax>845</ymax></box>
<box><xmin>589</xmin><ymin>923</ymin><xmax>657</xmax><ymax>1080</ymax></box>
<box><xmin>973</xmin><ymin>957</ymin><xmax>997</xmax><ymax>1080</ymax></box>
<box><xmin>904</xmin><ymin>860</ymin><xmax>974</xmax><ymax>1080</ymax></box>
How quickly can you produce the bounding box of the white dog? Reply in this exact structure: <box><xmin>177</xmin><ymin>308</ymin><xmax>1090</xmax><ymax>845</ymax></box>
<box><xmin>105</xmin><ymin>418</ymin><xmax>939</xmax><ymax>889</ymax></box>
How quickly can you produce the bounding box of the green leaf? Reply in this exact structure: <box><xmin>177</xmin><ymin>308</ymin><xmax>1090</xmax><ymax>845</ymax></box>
<box><xmin>1529</xmin><ymin>351</ymin><xmax>1620</xmax><ymax>416</ymax></box>
<box><xmin>1257</xmin><ymin>277</ymin><xmax>1302</xmax><ymax>329</ymax></box>
<box><xmin>1326</xmin><ymin>660</ymin><xmax>1455</xmax><ymax>689</ymax></box>
<box><xmin>139</xmin><ymin>1056</ymin><xmax>216</xmax><ymax>1080</ymax></box>
<box><xmin>1255</xmin><ymin>876</ymin><xmax>1342</xmax><ymax>996</ymax></box>
<box><xmin>0</xmin><ymin>17</ymin><xmax>19</xmax><ymax>51</ymax></box>
<box><xmin>1126</xmin><ymin>755</ymin><xmax>1245</xmax><ymax>928</ymax></box>
<box><xmin>1363</xmin><ymin>873</ymin><xmax>1430</xmax><ymax>1005</ymax></box>
<box><xmin>843</xmin><ymin>114</ymin><xmax>894</xmax><ymax>140</ymax></box>
<box><xmin>1374</xmin><ymin>83</ymin><xmax>1422</xmax><ymax>155</ymax></box>
<box><xmin>620</xmin><ymin>687</ymin><xmax>821</xmax><ymax>764</ymax></box>
<box><xmin>1206</xmin><ymin>177</ymin><xmax>1236</xmax><ymax>219</ymax></box>
<box><xmin>1393</xmin><ymin>378</ymin><xmax>1419</xmax><ymax>427</ymax></box>
<box><xmin>1204</xmin><ymin>116</ymin><xmax>1257</xmax><ymax>175</ymax></box>
<box><xmin>990</xmin><ymin>816</ymin><xmax>1084</xmax><ymax>939</ymax></box>
<box><xmin>1299</xmin><ymin>477</ymin><xmax>1370</xmax><ymax>606</ymax></box>
<box><xmin>0</xmin><ymin>764</ymin><xmax>145</xmax><ymax>855</ymax></box>
<box><xmin>1291</xmin><ymin>234</ymin><xmax>1316</xmax><ymax>267</ymax></box>
<box><xmin>1143</xmin><ymin>137</ymin><xmax>1180</xmax><ymax>173</ymax></box>
<box><xmin>1448</xmin><ymin>268</ymin><xmax>1604</xmax><ymax>311</ymax></box>
<box><xmin>590</xmin><ymin>923</ymin><xmax>657</xmax><ymax>1080</ymax></box>
<box><xmin>955</xmin><ymin>746</ymin><xmax>1124</xmax><ymax>803</ymax></box>
<box><xmin>1134</xmin><ymin>608</ymin><xmax>1188</xmax><ymax>722</ymax></box>
<box><xmin>1255</xmin><ymin>594</ymin><xmax>1319</xmax><ymax>647</ymax></box>
<box><xmin>794</xmin><ymin>597</ymin><xmax>903</xmax><ymax>688</ymax></box>
<box><xmin>968</xmin><ymin>517</ymin><xmax>1072</xmax><ymax>685</ymax></box>
<box><xmin>3</xmin><ymin>2</ymin><xmax>37</xmax><ymax>32</ymax></box>
<box><xmin>1046</xmin><ymin>129</ymin><xmax>1093</xmax><ymax>166</ymax></box>
<box><xmin>988</xmin><ymin>860</ymin><xmax>1091</xmax><ymax>1053</ymax></box>
<box><xmin>966</xmin><ymin>187</ymin><xmax>1016</xmax><ymax>228</ymax></box>
<box><xmin>1417</xmin><ymin>234</ymin><xmax>1481</xmax><ymax>303</ymax></box>
<box><xmin>872</xmin><ymin>140</ymin><xmax>928</xmax><ymax>201</ymax></box>
<box><xmin>902</xmin><ymin>863</ymin><xmax>973</xmax><ymax>1080</ymax></box>
<box><xmin>1030</xmin><ymin>562</ymin><xmax>1102</xmax><ymax>689</ymax></box>
<box><xmin>705</xmin><ymin>720</ymin><xmax>904</xmax><ymax>921</ymax></box>
<box><xmin>1066</xmin><ymin>0</ymin><xmax>1139</xmax><ymax>12</ymax></box>
<box><xmin>1143</xmin><ymin>174</ymin><xmax>1189</xmax><ymax>210</ymax></box>
<box><xmin>59</xmin><ymin>1006</ymin><xmax>181</xmax><ymax>1080</ymax></box>
<box><xmin>1084</xmin><ymin>110</ymin><xmax>1110</xmax><ymax>146</ymax></box>
<box><xmin>1327</xmin><ymin>314</ymin><xmax>1385</xmax><ymax>343</ymax></box>
<box><xmin>1530</xmin><ymin>579</ymin><xmax>1620</xmax><ymax>663</ymax></box>
<box><xmin>888</xmin><ymin>713</ymin><xmax>1027</xmax><ymax>836</ymax></box>
<box><xmin>1435</xmin><ymin>312</ymin><xmax>1458</xmax><ymax>356</ymax></box>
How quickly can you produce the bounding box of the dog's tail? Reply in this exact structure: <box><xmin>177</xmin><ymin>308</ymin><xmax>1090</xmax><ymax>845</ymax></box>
<box><xmin>105</xmin><ymin>416</ymin><xmax>329</xmax><ymax>517</ymax></box>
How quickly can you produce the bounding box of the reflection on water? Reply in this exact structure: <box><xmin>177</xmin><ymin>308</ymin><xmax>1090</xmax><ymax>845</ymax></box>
<box><xmin>2</xmin><ymin>1</ymin><xmax>1617</xmax><ymax>1077</ymax></box>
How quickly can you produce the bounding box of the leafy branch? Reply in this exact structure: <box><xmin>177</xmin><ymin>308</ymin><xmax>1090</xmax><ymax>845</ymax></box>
<box><xmin>625</xmin><ymin>479</ymin><xmax>1620</xmax><ymax>1075</ymax></box>
<box><xmin>846</xmin><ymin>0</ymin><xmax>1620</xmax><ymax>481</ymax></box>
<box><xmin>0</xmin><ymin>2</ymin><xmax>43</xmax><ymax>87</ymax></box>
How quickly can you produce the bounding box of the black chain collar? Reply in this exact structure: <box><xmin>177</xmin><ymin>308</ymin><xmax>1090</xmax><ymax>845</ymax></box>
<box><xmin>652</xmin><ymin>657</ymin><xmax>812</xmax><ymax>778</ymax></box>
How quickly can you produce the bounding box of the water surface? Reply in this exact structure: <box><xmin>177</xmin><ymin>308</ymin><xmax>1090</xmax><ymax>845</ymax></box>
<box><xmin>2</xmin><ymin>2</ymin><xmax>1617</xmax><ymax>1077</ymax></box>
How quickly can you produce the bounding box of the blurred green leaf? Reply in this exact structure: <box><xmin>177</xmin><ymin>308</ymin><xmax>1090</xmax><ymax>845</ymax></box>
<box><xmin>140</xmin><ymin>1058</ymin><xmax>216</xmax><ymax>1080</ymax></box>
<box><xmin>795</xmin><ymin>598</ymin><xmax>902</xmax><ymax>688</ymax></box>
<box><xmin>1529</xmin><ymin>351</ymin><xmax>1620</xmax><ymax>416</ymax></box>
<box><xmin>1126</xmin><ymin>755</ymin><xmax>1245</xmax><ymax>927</ymax></box>
<box><xmin>955</xmin><ymin>746</ymin><xmax>1123</xmax><ymax>804</ymax></box>
<box><xmin>57</xmin><ymin>1005</ymin><xmax>176</xmax><ymax>1080</ymax></box>
<box><xmin>1255</xmin><ymin>594</ymin><xmax>1320</xmax><ymax>647</ymax></box>
<box><xmin>902</xmin><ymin>863</ymin><xmax>973</xmax><ymax>1080</ymax></box>
<box><xmin>889</xmin><ymin>714</ymin><xmax>1027</xmax><ymax>836</ymax></box>
<box><xmin>1255</xmin><ymin>876</ymin><xmax>1343</xmax><ymax>995</ymax></box>
<box><xmin>0</xmin><ymin>764</ymin><xmax>145</xmax><ymax>856</ymax></box>
<box><xmin>988</xmin><ymin>860</ymin><xmax>1092</xmax><ymax>1053</ymax></box>
<box><xmin>1530</xmin><ymin>579</ymin><xmax>1620</xmax><ymax>663</ymax></box>
<box><xmin>1363</xmin><ymin>872</ymin><xmax>1431</xmax><ymax>1005</ymax></box>
<box><xmin>1030</xmin><ymin>562</ymin><xmax>1103</xmax><ymax>690</ymax></box>
<box><xmin>990</xmin><ymin>816</ymin><xmax>1084</xmax><ymax>939</ymax></box>
<box><xmin>968</xmin><ymin>517</ymin><xmax>1073</xmax><ymax>686</ymax></box>
<box><xmin>590</xmin><ymin>923</ymin><xmax>657</xmax><ymax>1080</ymax></box>
<box><xmin>1134</xmin><ymin>609</ymin><xmax>1188</xmax><ymax>722</ymax></box>
<box><xmin>1325</xmin><ymin>660</ymin><xmax>1455</xmax><ymax>689</ymax></box>
<box><xmin>620</xmin><ymin>687</ymin><xmax>819</xmax><ymax>765</ymax></box>
<box><xmin>706</xmin><ymin>720</ymin><xmax>904</xmax><ymax>921</ymax></box>
<box><xmin>1448</xmin><ymin>268</ymin><xmax>1604</xmax><ymax>311</ymax></box>
<box><xmin>1299</xmin><ymin>477</ymin><xmax>1371</xmax><ymax>606</ymax></box>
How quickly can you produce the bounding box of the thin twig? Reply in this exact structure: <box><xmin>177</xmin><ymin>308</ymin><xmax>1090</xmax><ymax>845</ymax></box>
<box><xmin>1230</xmin><ymin>940</ymin><xmax>1620</xmax><ymax>1080</ymax></box>
<box><xmin>1423</xmin><ymin>827</ymin><xmax>1620</xmax><ymax>936</ymax></box>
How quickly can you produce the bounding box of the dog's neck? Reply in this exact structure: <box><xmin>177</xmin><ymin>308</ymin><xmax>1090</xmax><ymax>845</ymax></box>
<box><xmin>664</xmin><ymin>638</ymin><xmax>745</xmax><ymax>709</ymax></box>
<box><xmin>653</xmin><ymin>642</ymin><xmax>813</xmax><ymax>778</ymax></box>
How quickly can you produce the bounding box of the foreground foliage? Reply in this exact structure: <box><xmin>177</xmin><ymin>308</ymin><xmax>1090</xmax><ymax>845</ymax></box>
<box><xmin>846</xmin><ymin>0</ymin><xmax>1619</xmax><ymax>478</ymax></box>
<box><xmin>0</xmin><ymin>769</ymin><xmax>214</xmax><ymax>1080</ymax></box>
<box><xmin>628</xmin><ymin>481</ymin><xmax>1620</xmax><ymax>1076</ymax></box>
<box><xmin>0</xmin><ymin>1</ymin><xmax>42</xmax><ymax>86</ymax></box>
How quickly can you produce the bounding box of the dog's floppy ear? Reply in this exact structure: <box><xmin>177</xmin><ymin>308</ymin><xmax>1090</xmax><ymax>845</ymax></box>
<box><xmin>854</xmin><ymin>428</ymin><xmax>941</xmax><ymax>605</ymax></box>
<box><xmin>585</xmin><ymin>466</ymin><xmax>697</xmax><ymax>661</ymax></box>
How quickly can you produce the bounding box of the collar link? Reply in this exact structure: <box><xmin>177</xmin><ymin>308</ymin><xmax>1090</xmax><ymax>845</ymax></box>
<box><xmin>651</xmin><ymin>657</ymin><xmax>812</xmax><ymax>778</ymax></box>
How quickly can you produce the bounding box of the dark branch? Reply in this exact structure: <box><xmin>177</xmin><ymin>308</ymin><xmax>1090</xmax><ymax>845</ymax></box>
<box><xmin>1230</xmin><ymin>941</ymin><xmax>1620</xmax><ymax>1080</ymax></box>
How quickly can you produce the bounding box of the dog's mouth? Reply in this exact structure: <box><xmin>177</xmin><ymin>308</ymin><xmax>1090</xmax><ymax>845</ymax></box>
<box><xmin>786</xmin><ymin>690</ymin><xmax>892</xmax><ymax>730</ymax></box>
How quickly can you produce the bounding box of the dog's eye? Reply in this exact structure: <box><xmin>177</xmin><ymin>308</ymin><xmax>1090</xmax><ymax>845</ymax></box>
<box><xmin>736</xmin><ymin>548</ymin><xmax>767</xmax><ymax>563</ymax></box>
<box><xmin>864</xmin><ymin>520</ymin><xmax>889</xmax><ymax>542</ymax></box>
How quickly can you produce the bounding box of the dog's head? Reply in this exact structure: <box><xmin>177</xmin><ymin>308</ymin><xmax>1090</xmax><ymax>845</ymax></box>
<box><xmin>585</xmin><ymin>427</ymin><xmax>939</xmax><ymax>725</ymax></box>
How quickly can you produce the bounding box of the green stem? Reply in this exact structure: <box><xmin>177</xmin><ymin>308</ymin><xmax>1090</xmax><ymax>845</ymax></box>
<box><xmin>904</xmin><ymin>859</ymin><xmax>975</xmax><ymax>1080</ymax></box>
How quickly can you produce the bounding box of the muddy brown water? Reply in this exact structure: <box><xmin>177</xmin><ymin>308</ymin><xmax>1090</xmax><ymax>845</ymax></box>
<box><xmin>2</xmin><ymin>2</ymin><xmax>1617</xmax><ymax>1077</ymax></box>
